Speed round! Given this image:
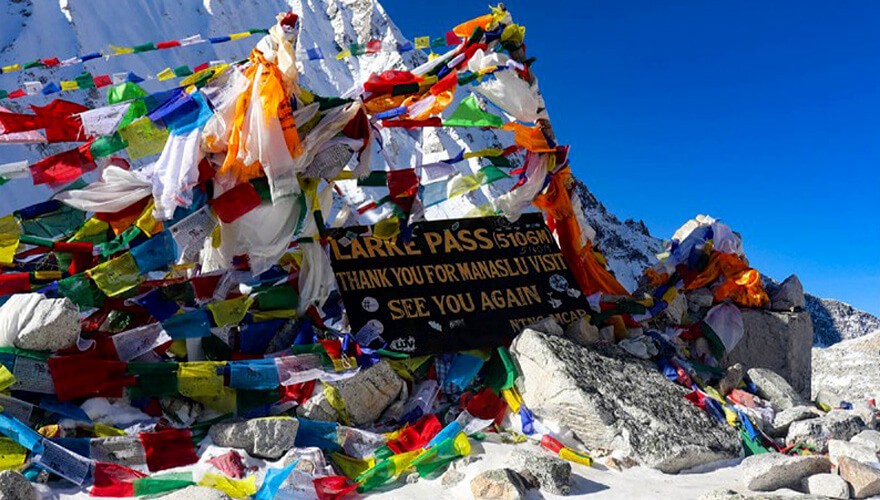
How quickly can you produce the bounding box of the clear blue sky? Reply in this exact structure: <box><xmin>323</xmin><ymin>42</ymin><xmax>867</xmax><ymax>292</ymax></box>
<box><xmin>383</xmin><ymin>0</ymin><xmax>880</xmax><ymax>314</ymax></box>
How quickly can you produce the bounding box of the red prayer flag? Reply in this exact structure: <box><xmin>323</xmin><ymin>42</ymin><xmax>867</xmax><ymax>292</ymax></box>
<box><xmin>280</xmin><ymin>379</ymin><xmax>316</xmax><ymax>405</ymax></box>
<box><xmin>208</xmin><ymin>181</ymin><xmax>263</xmax><ymax>223</ymax></box>
<box><xmin>7</xmin><ymin>89</ymin><xmax>26</xmax><ymax>99</ymax></box>
<box><xmin>193</xmin><ymin>62</ymin><xmax>210</xmax><ymax>73</ymax></box>
<box><xmin>366</xmin><ymin>39</ymin><xmax>382</xmax><ymax>54</ymax></box>
<box><xmin>445</xmin><ymin>31</ymin><xmax>462</xmax><ymax>46</ymax></box>
<box><xmin>387</xmin><ymin>168</ymin><xmax>419</xmax><ymax>214</ymax></box>
<box><xmin>31</xmin><ymin>99</ymin><xmax>91</xmax><ymax>142</ymax></box>
<box><xmin>91</xmin><ymin>462</ymin><xmax>147</xmax><ymax>497</ymax></box>
<box><xmin>313</xmin><ymin>476</ymin><xmax>359</xmax><ymax>500</ymax></box>
<box><xmin>0</xmin><ymin>273</ymin><xmax>31</xmax><ymax>297</ymax></box>
<box><xmin>381</xmin><ymin>117</ymin><xmax>442</xmax><ymax>129</ymax></box>
<box><xmin>139</xmin><ymin>429</ymin><xmax>199</xmax><ymax>472</ymax></box>
<box><xmin>30</xmin><ymin>143</ymin><xmax>97</xmax><ymax>186</ymax></box>
<box><xmin>0</xmin><ymin>111</ymin><xmax>42</xmax><ymax>134</ymax></box>
<box><xmin>387</xmin><ymin>414</ymin><xmax>442</xmax><ymax>454</ymax></box>
<box><xmin>49</xmin><ymin>353</ymin><xmax>134</xmax><ymax>400</ymax></box>
<box><xmin>93</xmin><ymin>75</ymin><xmax>113</xmax><ymax>88</ymax></box>
<box><xmin>363</xmin><ymin>70</ymin><xmax>420</xmax><ymax>95</ymax></box>
<box><xmin>156</xmin><ymin>40</ymin><xmax>181</xmax><ymax>50</ymax></box>
<box><xmin>43</xmin><ymin>58</ymin><xmax>61</xmax><ymax>67</ymax></box>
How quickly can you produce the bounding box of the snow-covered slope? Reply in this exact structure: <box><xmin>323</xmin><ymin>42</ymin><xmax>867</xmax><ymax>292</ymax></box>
<box><xmin>0</xmin><ymin>0</ymin><xmax>874</xmax><ymax>347</ymax></box>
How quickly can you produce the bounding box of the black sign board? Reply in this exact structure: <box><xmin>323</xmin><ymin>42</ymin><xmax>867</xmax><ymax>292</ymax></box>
<box><xmin>328</xmin><ymin>213</ymin><xmax>589</xmax><ymax>354</ymax></box>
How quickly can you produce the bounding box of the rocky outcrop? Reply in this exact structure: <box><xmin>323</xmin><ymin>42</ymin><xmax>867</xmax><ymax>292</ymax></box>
<box><xmin>812</xmin><ymin>329</ymin><xmax>880</xmax><ymax>404</ymax></box>
<box><xmin>786</xmin><ymin>410</ymin><xmax>867</xmax><ymax>452</ymax></box>
<box><xmin>725</xmin><ymin>310</ymin><xmax>813</xmax><ymax>399</ymax></box>
<box><xmin>766</xmin><ymin>275</ymin><xmax>805</xmax><ymax>312</ymax></box>
<box><xmin>740</xmin><ymin>453</ymin><xmax>831</xmax><ymax>491</ymax></box>
<box><xmin>827</xmin><ymin>439</ymin><xmax>879</xmax><ymax>466</ymax></box>
<box><xmin>838</xmin><ymin>456</ymin><xmax>880</xmax><ymax>498</ymax></box>
<box><xmin>806</xmin><ymin>294</ymin><xmax>880</xmax><ymax>346</ymax></box>
<box><xmin>768</xmin><ymin>406</ymin><xmax>820</xmax><ymax>438</ymax></box>
<box><xmin>510</xmin><ymin>329</ymin><xmax>742</xmax><ymax>473</ymax></box>
<box><xmin>209</xmin><ymin>417</ymin><xmax>299</xmax><ymax>460</ymax></box>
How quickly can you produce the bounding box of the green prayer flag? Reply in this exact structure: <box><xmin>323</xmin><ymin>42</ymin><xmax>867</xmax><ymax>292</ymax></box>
<box><xmin>256</xmin><ymin>284</ymin><xmax>299</xmax><ymax>311</ymax></box>
<box><xmin>443</xmin><ymin>95</ymin><xmax>504</xmax><ymax>128</ymax></box>
<box><xmin>172</xmin><ymin>65</ymin><xmax>193</xmax><ymax>77</ymax></box>
<box><xmin>22</xmin><ymin>60</ymin><xmax>42</xmax><ymax>70</ymax></box>
<box><xmin>237</xmin><ymin>389</ymin><xmax>280</xmax><ymax>415</ymax></box>
<box><xmin>127</xmin><ymin>362</ymin><xmax>179</xmax><ymax>399</ymax></box>
<box><xmin>457</xmin><ymin>72</ymin><xmax>479</xmax><ymax>86</ymax></box>
<box><xmin>74</xmin><ymin>72</ymin><xmax>95</xmax><ymax>89</ymax></box>
<box><xmin>132</xmin><ymin>42</ymin><xmax>157</xmax><ymax>53</ymax></box>
<box><xmin>108</xmin><ymin>82</ymin><xmax>147</xmax><ymax>104</ymax></box>
<box><xmin>0</xmin><ymin>90</ymin><xmax>7</xmax><ymax>100</ymax></box>
<box><xmin>314</xmin><ymin>95</ymin><xmax>352</xmax><ymax>111</ymax></box>
<box><xmin>479</xmin><ymin>166</ymin><xmax>509</xmax><ymax>184</ymax></box>
<box><xmin>248</xmin><ymin>28</ymin><xmax>269</xmax><ymax>35</ymax></box>
<box><xmin>485</xmin><ymin>155</ymin><xmax>512</xmax><ymax>168</ymax></box>
<box><xmin>90</xmin><ymin>133</ymin><xmax>128</xmax><ymax>158</ymax></box>
<box><xmin>0</xmin><ymin>177</ymin><xmax>8</xmax><ymax>186</ymax></box>
<box><xmin>357</xmin><ymin>171</ymin><xmax>388</xmax><ymax>187</ymax></box>
<box><xmin>430</xmin><ymin>37</ymin><xmax>446</xmax><ymax>48</ymax></box>
<box><xmin>133</xmin><ymin>472</ymin><xmax>194</xmax><ymax>496</ymax></box>
<box><xmin>349</xmin><ymin>43</ymin><xmax>367</xmax><ymax>56</ymax></box>
<box><xmin>18</xmin><ymin>204</ymin><xmax>86</xmax><ymax>239</ymax></box>
<box><xmin>58</xmin><ymin>274</ymin><xmax>105</xmax><ymax>308</ymax></box>
<box><xmin>118</xmin><ymin>100</ymin><xmax>147</xmax><ymax>129</ymax></box>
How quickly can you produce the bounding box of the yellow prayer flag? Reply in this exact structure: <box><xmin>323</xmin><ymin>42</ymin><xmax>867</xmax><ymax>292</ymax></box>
<box><xmin>109</xmin><ymin>45</ymin><xmax>134</xmax><ymax>55</ymax></box>
<box><xmin>33</xmin><ymin>271</ymin><xmax>62</xmax><ymax>281</ymax></box>
<box><xmin>118</xmin><ymin>117</ymin><xmax>170</xmax><ymax>160</ymax></box>
<box><xmin>335</xmin><ymin>49</ymin><xmax>351</xmax><ymax>60</ymax></box>
<box><xmin>229</xmin><ymin>32</ymin><xmax>251</xmax><ymax>41</ymax></box>
<box><xmin>178</xmin><ymin>361</ymin><xmax>226</xmax><ymax>399</ymax></box>
<box><xmin>87</xmin><ymin>252</ymin><xmax>142</xmax><ymax>297</ymax></box>
<box><xmin>199</xmin><ymin>473</ymin><xmax>256</xmax><ymax>498</ymax></box>
<box><xmin>501</xmin><ymin>24</ymin><xmax>526</xmax><ymax>45</ymax></box>
<box><xmin>331</xmin><ymin>452</ymin><xmax>375</xmax><ymax>480</ymax></box>
<box><xmin>72</xmin><ymin>218</ymin><xmax>110</xmax><ymax>242</ymax></box>
<box><xmin>1</xmin><ymin>64</ymin><xmax>22</xmax><ymax>74</ymax></box>
<box><xmin>414</xmin><ymin>36</ymin><xmax>430</xmax><ymax>49</ymax></box>
<box><xmin>389</xmin><ymin>449</ymin><xmax>422</xmax><ymax>475</ymax></box>
<box><xmin>156</xmin><ymin>67</ymin><xmax>176</xmax><ymax>81</ymax></box>
<box><xmin>428</xmin><ymin>52</ymin><xmax>439</xmax><ymax>61</ymax></box>
<box><xmin>0</xmin><ymin>215</ymin><xmax>21</xmax><ymax>265</ymax></box>
<box><xmin>463</xmin><ymin>148</ymin><xmax>504</xmax><ymax>159</ymax></box>
<box><xmin>323</xmin><ymin>384</ymin><xmax>352</xmax><ymax>426</ymax></box>
<box><xmin>94</xmin><ymin>423</ymin><xmax>127</xmax><ymax>437</ymax></box>
<box><xmin>207</xmin><ymin>295</ymin><xmax>254</xmax><ymax>326</ymax></box>
<box><xmin>447</xmin><ymin>172</ymin><xmax>485</xmax><ymax>199</ymax></box>
<box><xmin>251</xmin><ymin>309</ymin><xmax>297</xmax><ymax>322</ymax></box>
<box><xmin>0</xmin><ymin>438</ymin><xmax>26</xmax><ymax>471</ymax></box>
<box><xmin>373</xmin><ymin>216</ymin><xmax>400</xmax><ymax>240</ymax></box>
<box><xmin>135</xmin><ymin>200</ymin><xmax>162</xmax><ymax>236</ymax></box>
<box><xmin>0</xmin><ymin>365</ymin><xmax>15</xmax><ymax>392</ymax></box>
<box><xmin>332</xmin><ymin>356</ymin><xmax>358</xmax><ymax>372</ymax></box>
<box><xmin>60</xmin><ymin>81</ymin><xmax>79</xmax><ymax>92</ymax></box>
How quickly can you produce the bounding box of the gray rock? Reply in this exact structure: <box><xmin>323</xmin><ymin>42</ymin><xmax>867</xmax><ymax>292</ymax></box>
<box><xmin>747</xmin><ymin>368</ymin><xmax>807</xmax><ymax>411</ymax></box>
<box><xmin>14</xmin><ymin>297</ymin><xmax>80</xmax><ymax>352</ymax></box>
<box><xmin>719</xmin><ymin>363</ymin><xmax>745</xmax><ymax>396</ymax></box>
<box><xmin>510</xmin><ymin>330</ymin><xmax>742</xmax><ymax>473</ymax></box>
<box><xmin>508</xmin><ymin>448</ymin><xmax>571</xmax><ymax>495</ymax></box>
<box><xmin>296</xmin><ymin>388</ymin><xmax>338</xmax><ymax>422</ymax></box>
<box><xmin>209</xmin><ymin>417</ymin><xmax>299</xmax><ymax>459</ymax></box>
<box><xmin>699</xmin><ymin>490</ymin><xmax>825</xmax><ymax>500</ymax></box>
<box><xmin>769</xmin><ymin>406</ymin><xmax>821</xmax><ymax>438</ymax></box>
<box><xmin>526</xmin><ymin>317</ymin><xmax>564</xmax><ymax>337</ymax></box>
<box><xmin>565</xmin><ymin>317</ymin><xmax>600</xmax><ymax>346</ymax></box>
<box><xmin>157</xmin><ymin>486</ymin><xmax>231</xmax><ymax>500</ymax></box>
<box><xmin>770</xmin><ymin>275</ymin><xmax>806</xmax><ymax>311</ymax></box>
<box><xmin>159</xmin><ymin>397</ymin><xmax>203</xmax><ymax>427</ymax></box>
<box><xmin>786</xmin><ymin>410</ymin><xmax>867</xmax><ymax>453</ymax></box>
<box><xmin>815</xmin><ymin>388</ymin><xmax>846</xmax><ymax>409</ymax></box>
<box><xmin>726</xmin><ymin>310</ymin><xmax>813</xmax><ymax>399</ymax></box>
<box><xmin>470</xmin><ymin>468</ymin><xmax>530</xmax><ymax>500</ymax></box>
<box><xmin>441</xmin><ymin>468</ymin><xmax>465</xmax><ymax>487</ymax></box>
<box><xmin>0</xmin><ymin>471</ymin><xmax>37</xmax><ymax>500</ymax></box>
<box><xmin>803</xmin><ymin>473</ymin><xmax>850</xmax><ymax>499</ymax></box>
<box><xmin>838</xmin><ymin>456</ymin><xmax>880</xmax><ymax>498</ymax></box>
<box><xmin>687</xmin><ymin>288</ymin><xmax>714</xmax><ymax>311</ymax></box>
<box><xmin>740</xmin><ymin>453</ymin><xmax>831</xmax><ymax>491</ymax></box>
<box><xmin>828</xmin><ymin>439</ymin><xmax>879</xmax><ymax>466</ymax></box>
<box><xmin>89</xmin><ymin>435</ymin><xmax>147</xmax><ymax>467</ymax></box>
<box><xmin>329</xmin><ymin>360</ymin><xmax>403</xmax><ymax>426</ymax></box>
<box><xmin>852</xmin><ymin>430</ymin><xmax>880</xmax><ymax>453</ymax></box>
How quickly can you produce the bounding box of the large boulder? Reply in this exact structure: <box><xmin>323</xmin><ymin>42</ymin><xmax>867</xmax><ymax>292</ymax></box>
<box><xmin>508</xmin><ymin>447</ymin><xmax>571</xmax><ymax>495</ymax></box>
<box><xmin>297</xmin><ymin>360</ymin><xmax>405</xmax><ymax>426</ymax></box>
<box><xmin>827</xmin><ymin>439</ymin><xmax>879</xmax><ymax>466</ymax></box>
<box><xmin>209</xmin><ymin>417</ymin><xmax>299</xmax><ymax>460</ymax></box>
<box><xmin>0</xmin><ymin>470</ymin><xmax>37</xmax><ymax>500</ymax></box>
<box><xmin>768</xmin><ymin>406</ymin><xmax>821</xmax><ymax>438</ymax></box>
<box><xmin>0</xmin><ymin>293</ymin><xmax>81</xmax><ymax>352</ymax></box>
<box><xmin>786</xmin><ymin>410</ymin><xmax>867</xmax><ymax>452</ymax></box>
<box><xmin>802</xmin><ymin>473</ymin><xmax>850</xmax><ymax>499</ymax></box>
<box><xmin>838</xmin><ymin>456</ymin><xmax>880</xmax><ymax>498</ymax></box>
<box><xmin>470</xmin><ymin>468</ymin><xmax>531</xmax><ymax>500</ymax></box>
<box><xmin>812</xmin><ymin>330</ymin><xmax>880</xmax><ymax>405</ymax></box>
<box><xmin>740</xmin><ymin>453</ymin><xmax>831</xmax><ymax>491</ymax></box>
<box><xmin>768</xmin><ymin>275</ymin><xmax>806</xmax><ymax>311</ymax></box>
<box><xmin>89</xmin><ymin>436</ymin><xmax>147</xmax><ymax>467</ymax></box>
<box><xmin>725</xmin><ymin>310</ymin><xmax>813</xmax><ymax>399</ymax></box>
<box><xmin>852</xmin><ymin>430</ymin><xmax>880</xmax><ymax>453</ymax></box>
<box><xmin>747</xmin><ymin>368</ymin><xmax>807</xmax><ymax>411</ymax></box>
<box><xmin>510</xmin><ymin>329</ymin><xmax>742</xmax><ymax>473</ymax></box>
